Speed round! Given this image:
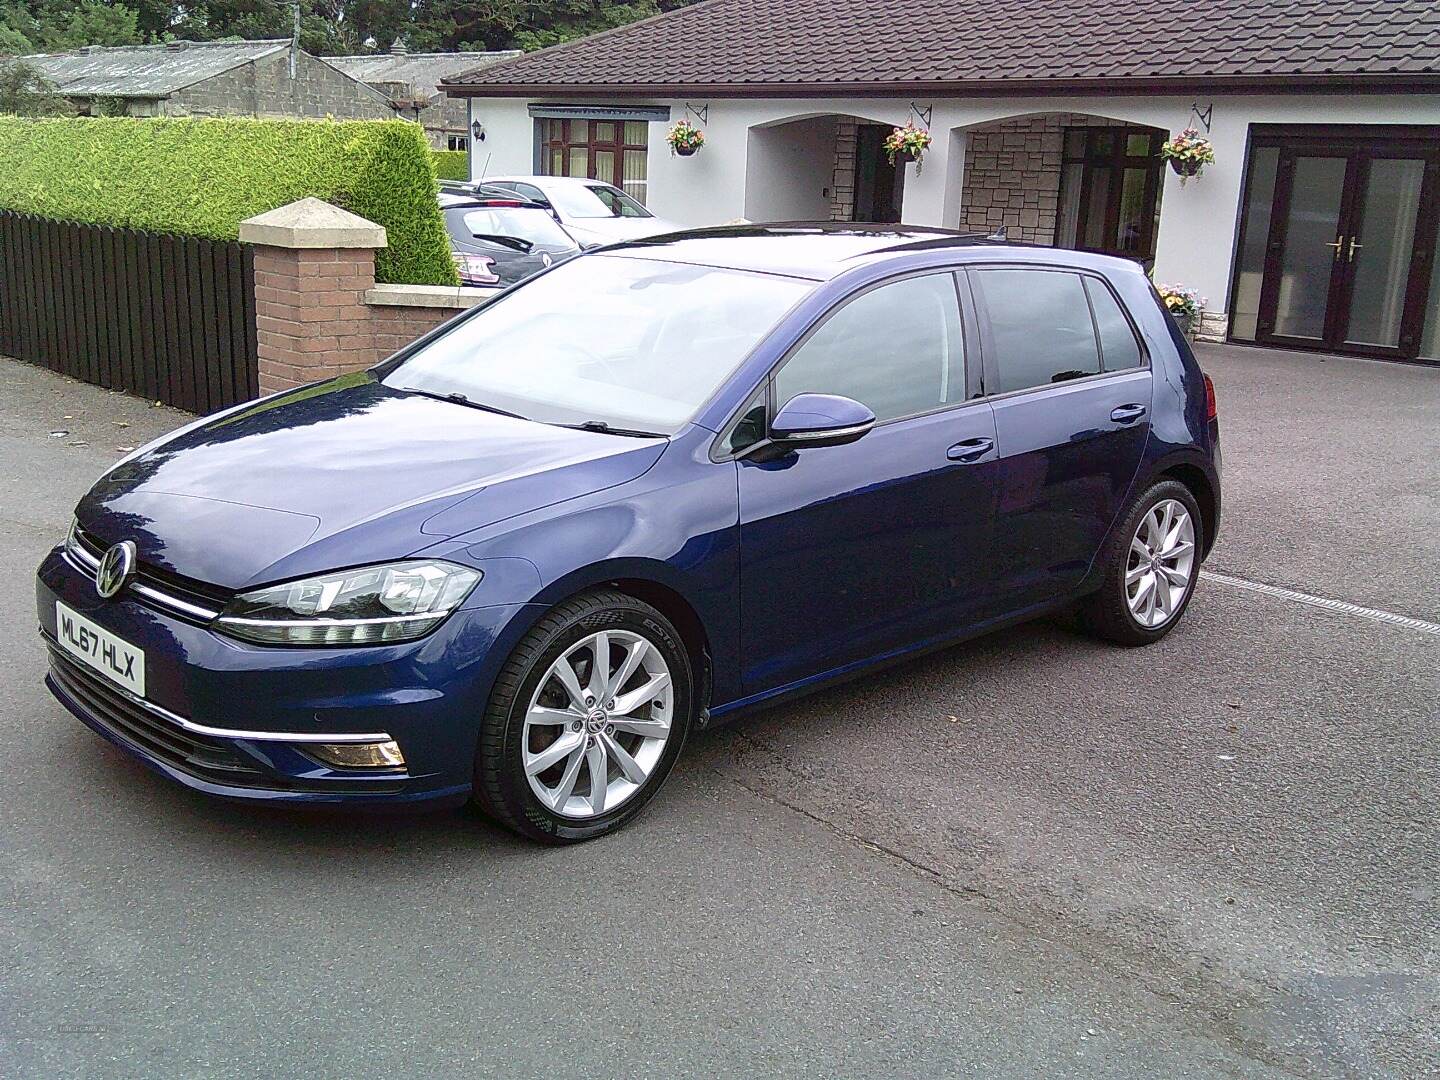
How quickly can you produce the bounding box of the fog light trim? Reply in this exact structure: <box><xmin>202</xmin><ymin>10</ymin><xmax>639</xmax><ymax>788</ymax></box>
<box><xmin>310</xmin><ymin>740</ymin><xmax>406</xmax><ymax>769</ymax></box>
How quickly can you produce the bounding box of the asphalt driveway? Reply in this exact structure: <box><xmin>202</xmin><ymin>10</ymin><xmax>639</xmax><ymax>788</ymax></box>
<box><xmin>1</xmin><ymin>344</ymin><xmax>1436</xmax><ymax>1079</ymax></box>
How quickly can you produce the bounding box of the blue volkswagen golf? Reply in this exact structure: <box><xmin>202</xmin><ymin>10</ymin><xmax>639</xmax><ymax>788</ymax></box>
<box><xmin>37</xmin><ymin>225</ymin><xmax>1220</xmax><ymax>843</ymax></box>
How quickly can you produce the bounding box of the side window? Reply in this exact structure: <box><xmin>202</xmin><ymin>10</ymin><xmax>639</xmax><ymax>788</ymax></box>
<box><xmin>975</xmin><ymin>269</ymin><xmax>1100</xmax><ymax>393</ymax></box>
<box><xmin>775</xmin><ymin>273</ymin><xmax>964</xmax><ymax>423</ymax></box>
<box><xmin>515</xmin><ymin>183</ymin><xmax>548</xmax><ymax>203</ymax></box>
<box><xmin>1084</xmin><ymin>277</ymin><xmax>1144</xmax><ymax>370</ymax></box>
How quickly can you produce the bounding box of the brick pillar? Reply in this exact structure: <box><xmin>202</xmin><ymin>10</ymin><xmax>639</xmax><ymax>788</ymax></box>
<box><xmin>238</xmin><ymin>197</ymin><xmax>388</xmax><ymax>396</ymax></box>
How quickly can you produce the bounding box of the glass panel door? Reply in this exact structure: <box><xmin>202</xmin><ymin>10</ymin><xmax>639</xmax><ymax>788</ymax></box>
<box><xmin>1243</xmin><ymin>133</ymin><xmax>1438</xmax><ymax>361</ymax></box>
<box><xmin>1266</xmin><ymin>154</ymin><xmax>1348</xmax><ymax>343</ymax></box>
<box><xmin>1341</xmin><ymin>158</ymin><xmax>1425</xmax><ymax>350</ymax></box>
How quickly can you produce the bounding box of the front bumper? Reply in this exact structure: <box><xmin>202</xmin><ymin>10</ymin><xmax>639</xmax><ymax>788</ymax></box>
<box><xmin>37</xmin><ymin>546</ymin><xmax>539</xmax><ymax>806</ymax></box>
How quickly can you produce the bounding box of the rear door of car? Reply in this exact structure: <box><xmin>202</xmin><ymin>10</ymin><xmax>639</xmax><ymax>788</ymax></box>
<box><xmin>967</xmin><ymin>265</ymin><xmax>1152</xmax><ymax>611</ymax></box>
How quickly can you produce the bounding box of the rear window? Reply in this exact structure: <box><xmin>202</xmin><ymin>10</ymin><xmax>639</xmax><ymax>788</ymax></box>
<box><xmin>975</xmin><ymin>269</ymin><xmax>1100</xmax><ymax>393</ymax></box>
<box><xmin>444</xmin><ymin>207</ymin><xmax>575</xmax><ymax>250</ymax></box>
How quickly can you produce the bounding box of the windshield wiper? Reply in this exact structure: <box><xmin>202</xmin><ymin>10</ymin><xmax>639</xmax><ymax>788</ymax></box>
<box><xmin>400</xmin><ymin>387</ymin><xmax>529</xmax><ymax>421</ymax></box>
<box><xmin>559</xmin><ymin>420</ymin><xmax>666</xmax><ymax>439</ymax></box>
<box><xmin>469</xmin><ymin>233</ymin><xmax>533</xmax><ymax>253</ymax></box>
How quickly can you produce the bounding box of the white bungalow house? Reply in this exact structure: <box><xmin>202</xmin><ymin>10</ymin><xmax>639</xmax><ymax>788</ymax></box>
<box><xmin>442</xmin><ymin>0</ymin><xmax>1440</xmax><ymax>363</ymax></box>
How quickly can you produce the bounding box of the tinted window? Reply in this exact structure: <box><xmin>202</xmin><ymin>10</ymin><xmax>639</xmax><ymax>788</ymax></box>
<box><xmin>1084</xmin><ymin>278</ymin><xmax>1143</xmax><ymax>370</ymax></box>
<box><xmin>446</xmin><ymin>207</ymin><xmax>576</xmax><ymax>250</ymax></box>
<box><xmin>976</xmin><ymin>269</ymin><xmax>1100</xmax><ymax>393</ymax></box>
<box><xmin>775</xmin><ymin>273</ymin><xmax>964</xmax><ymax>423</ymax></box>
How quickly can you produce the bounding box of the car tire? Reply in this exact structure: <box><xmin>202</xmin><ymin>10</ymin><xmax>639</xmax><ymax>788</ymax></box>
<box><xmin>1079</xmin><ymin>479</ymin><xmax>1203</xmax><ymax>647</ymax></box>
<box><xmin>472</xmin><ymin>589</ymin><xmax>692</xmax><ymax>843</ymax></box>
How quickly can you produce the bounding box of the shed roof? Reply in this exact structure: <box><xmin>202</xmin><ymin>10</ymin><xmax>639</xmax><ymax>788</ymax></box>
<box><xmin>25</xmin><ymin>39</ymin><xmax>290</xmax><ymax>99</ymax></box>
<box><xmin>328</xmin><ymin>51</ymin><xmax>521</xmax><ymax>102</ymax></box>
<box><xmin>441</xmin><ymin>0</ymin><xmax>1440</xmax><ymax>96</ymax></box>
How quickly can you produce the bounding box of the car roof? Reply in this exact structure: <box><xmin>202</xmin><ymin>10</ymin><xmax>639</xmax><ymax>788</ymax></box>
<box><xmin>485</xmin><ymin>175</ymin><xmax>616</xmax><ymax>190</ymax></box>
<box><xmin>583</xmin><ymin>222</ymin><xmax>1024</xmax><ymax>281</ymax></box>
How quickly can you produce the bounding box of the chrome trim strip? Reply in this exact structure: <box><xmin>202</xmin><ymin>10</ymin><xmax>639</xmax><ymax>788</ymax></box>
<box><xmin>45</xmin><ymin>638</ymin><xmax>393</xmax><ymax>744</ymax></box>
<box><xmin>779</xmin><ymin>422</ymin><xmax>874</xmax><ymax>442</ymax></box>
<box><xmin>130</xmin><ymin>582</ymin><xmax>223</xmax><ymax>622</ymax></box>
<box><xmin>64</xmin><ymin>527</ymin><xmax>223</xmax><ymax>622</ymax></box>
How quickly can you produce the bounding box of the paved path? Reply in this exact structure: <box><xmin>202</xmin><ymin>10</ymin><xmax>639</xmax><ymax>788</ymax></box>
<box><xmin>1</xmin><ymin>348</ymin><xmax>1436</xmax><ymax>1078</ymax></box>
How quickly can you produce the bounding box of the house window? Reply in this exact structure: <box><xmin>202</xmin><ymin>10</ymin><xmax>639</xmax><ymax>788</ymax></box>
<box><xmin>447</xmin><ymin>134</ymin><xmax>468</xmax><ymax>152</ymax></box>
<box><xmin>1055</xmin><ymin>128</ymin><xmax>1165</xmax><ymax>262</ymax></box>
<box><xmin>538</xmin><ymin>118</ymin><xmax>650</xmax><ymax>205</ymax></box>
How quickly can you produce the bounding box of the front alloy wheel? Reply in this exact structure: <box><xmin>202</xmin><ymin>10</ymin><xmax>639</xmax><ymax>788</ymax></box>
<box><xmin>522</xmin><ymin>629</ymin><xmax>675</xmax><ymax>818</ymax></box>
<box><xmin>473</xmin><ymin>589</ymin><xmax>692</xmax><ymax>843</ymax></box>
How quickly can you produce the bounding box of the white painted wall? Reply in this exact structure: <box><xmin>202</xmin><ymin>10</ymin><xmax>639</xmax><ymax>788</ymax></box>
<box><xmin>456</xmin><ymin>90</ymin><xmax>1440</xmax><ymax>317</ymax></box>
<box><xmin>744</xmin><ymin>116</ymin><xmax>837</xmax><ymax>221</ymax></box>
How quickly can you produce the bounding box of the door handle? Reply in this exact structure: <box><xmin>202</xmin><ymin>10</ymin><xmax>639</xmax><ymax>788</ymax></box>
<box><xmin>946</xmin><ymin>437</ymin><xmax>994</xmax><ymax>463</ymax></box>
<box><xmin>1110</xmin><ymin>403</ymin><xmax>1148</xmax><ymax>424</ymax></box>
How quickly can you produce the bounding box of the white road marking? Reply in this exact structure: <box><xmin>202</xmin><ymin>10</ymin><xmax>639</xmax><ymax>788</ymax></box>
<box><xmin>1199</xmin><ymin>570</ymin><xmax>1440</xmax><ymax>638</ymax></box>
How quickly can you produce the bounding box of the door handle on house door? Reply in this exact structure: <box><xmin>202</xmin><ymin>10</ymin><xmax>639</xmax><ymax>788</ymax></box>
<box><xmin>946</xmin><ymin>437</ymin><xmax>994</xmax><ymax>463</ymax></box>
<box><xmin>1110</xmin><ymin>403</ymin><xmax>1148</xmax><ymax>424</ymax></box>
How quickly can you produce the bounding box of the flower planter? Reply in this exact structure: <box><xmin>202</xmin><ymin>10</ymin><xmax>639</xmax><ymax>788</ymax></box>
<box><xmin>1172</xmin><ymin>311</ymin><xmax>1195</xmax><ymax>339</ymax></box>
<box><xmin>674</xmin><ymin>144</ymin><xmax>699</xmax><ymax>158</ymax></box>
<box><xmin>1169</xmin><ymin>157</ymin><xmax>1204</xmax><ymax>179</ymax></box>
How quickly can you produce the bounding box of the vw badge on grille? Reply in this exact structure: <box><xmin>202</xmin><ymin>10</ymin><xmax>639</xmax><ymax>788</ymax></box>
<box><xmin>95</xmin><ymin>540</ymin><xmax>137</xmax><ymax>600</ymax></box>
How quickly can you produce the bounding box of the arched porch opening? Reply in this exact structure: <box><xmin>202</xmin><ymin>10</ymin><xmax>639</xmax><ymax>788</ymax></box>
<box><xmin>744</xmin><ymin>112</ymin><xmax>904</xmax><ymax>224</ymax></box>
<box><xmin>955</xmin><ymin>112</ymin><xmax>1169</xmax><ymax>266</ymax></box>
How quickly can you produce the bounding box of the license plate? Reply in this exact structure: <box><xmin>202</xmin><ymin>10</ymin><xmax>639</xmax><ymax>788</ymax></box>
<box><xmin>55</xmin><ymin>601</ymin><xmax>146</xmax><ymax>697</ymax></box>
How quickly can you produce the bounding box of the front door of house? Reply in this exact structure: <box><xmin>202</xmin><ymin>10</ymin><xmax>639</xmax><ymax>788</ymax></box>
<box><xmin>1254</xmin><ymin>137</ymin><xmax>1440</xmax><ymax>359</ymax></box>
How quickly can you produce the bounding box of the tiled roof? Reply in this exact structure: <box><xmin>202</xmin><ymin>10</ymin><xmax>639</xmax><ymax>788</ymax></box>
<box><xmin>328</xmin><ymin>51</ymin><xmax>521</xmax><ymax>102</ymax></box>
<box><xmin>24</xmin><ymin>40</ymin><xmax>290</xmax><ymax>98</ymax></box>
<box><xmin>442</xmin><ymin>0</ymin><xmax>1440</xmax><ymax>95</ymax></box>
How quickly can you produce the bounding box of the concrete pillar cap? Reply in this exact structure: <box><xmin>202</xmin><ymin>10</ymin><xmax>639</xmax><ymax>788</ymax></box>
<box><xmin>238</xmin><ymin>197</ymin><xmax>387</xmax><ymax>249</ymax></box>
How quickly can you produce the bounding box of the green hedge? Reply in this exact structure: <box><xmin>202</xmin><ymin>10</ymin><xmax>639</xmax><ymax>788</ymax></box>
<box><xmin>0</xmin><ymin>116</ymin><xmax>458</xmax><ymax>286</ymax></box>
<box><xmin>430</xmin><ymin>149</ymin><xmax>469</xmax><ymax>182</ymax></box>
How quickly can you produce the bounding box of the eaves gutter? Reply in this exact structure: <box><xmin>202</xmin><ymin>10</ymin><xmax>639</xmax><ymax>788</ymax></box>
<box><xmin>440</xmin><ymin>72</ymin><xmax>1440</xmax><ymax>98</ymax></box>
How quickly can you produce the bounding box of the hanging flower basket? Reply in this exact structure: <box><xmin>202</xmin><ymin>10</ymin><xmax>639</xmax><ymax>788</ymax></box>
<box><xmin>667</xmin><ymin>119</ymin><xmax>705</xmax><ymax>157</ymax></box>
<box><xmin>884</xmin><ymin>121</ymin><xmax>933</xmax><ymax>171</ymax></box>
<box><xmin>1159</xmin><ymin>127</ymin><xmax>1215</xmax><ymax>185</ymax></box>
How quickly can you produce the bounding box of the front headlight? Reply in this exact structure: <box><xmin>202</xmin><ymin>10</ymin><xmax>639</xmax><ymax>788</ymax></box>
<box><xmin>214</xmin><ymin>560</ymin><xmax>481</xmax><ymax>646</ymax></box>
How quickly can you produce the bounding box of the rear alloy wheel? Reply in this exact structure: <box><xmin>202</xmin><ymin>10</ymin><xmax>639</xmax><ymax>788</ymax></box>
<box><xmin>1079</xmin><ymin>480</ymin><xmax>1203</xmax><ymax>646</ymax></box>
<box><xmin>473</xmin><ymin>590</ymin><xmax>692</xmax><ymax>843</ymax></box>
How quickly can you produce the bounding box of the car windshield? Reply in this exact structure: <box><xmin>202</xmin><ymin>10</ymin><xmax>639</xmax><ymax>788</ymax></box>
<box><xmin>444</xmin><ymin>207</ymin><xmax>576</xmax><ymax>250</ymax></box>
<box><xmin>547</xmin><ymin>182</ymin><xmax>652</xmax><ymax>220</ymax></box>
<box><xmin>382</xmin><ymin>255</ymin><xmax>813</xmax><ymax>433</ymax></box>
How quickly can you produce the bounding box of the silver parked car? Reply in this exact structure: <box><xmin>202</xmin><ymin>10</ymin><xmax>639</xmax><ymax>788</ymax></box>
<box><xmin>479</xmin><ymin>175</ymin><xmax>683</xmax><ymax>249</ymax></box>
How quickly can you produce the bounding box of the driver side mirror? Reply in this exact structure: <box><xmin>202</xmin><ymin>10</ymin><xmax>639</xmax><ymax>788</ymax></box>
<box><xmin>769</xmin><ymin>393</ymin><xmax>876</xmax><ymax>449</ymax></box>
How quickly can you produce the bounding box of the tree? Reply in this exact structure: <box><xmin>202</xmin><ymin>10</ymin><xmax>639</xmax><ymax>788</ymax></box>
<box><xmin>0</xmin><ymin>56</ymin><xmax>73</xmax><ymax>113</ymax></box>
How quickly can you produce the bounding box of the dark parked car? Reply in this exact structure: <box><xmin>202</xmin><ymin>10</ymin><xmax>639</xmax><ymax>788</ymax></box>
<box><xmin>38</xmin><ymin>225</ymin><xmax>1219</xmax><ymax>843</ymax></box>
<box><xmin>438</xmin><ymin>189</ymin><xmax>579</xmax><ymax>288</ymax></box>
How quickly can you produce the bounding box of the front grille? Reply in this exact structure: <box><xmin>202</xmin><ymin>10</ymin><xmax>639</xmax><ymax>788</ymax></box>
<box><xmin>48</xmin><ymin>646</ymin><xmax>267</xmax><ymax>785</ymax></box>
<box><xmin>69</xmin><ymin>525</ymin><xmax>230</xmax><ymax>624</ymax></box>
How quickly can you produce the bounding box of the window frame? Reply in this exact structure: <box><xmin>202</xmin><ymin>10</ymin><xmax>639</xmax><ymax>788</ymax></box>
<box><xmin>712</xmin><ymin>267</ymin><xmax>985</xmax><ymax>462</ymax></box>
<box><xmin>536</xmin><ymin>117</ymin><xmax>650</xmax><ymax>204</ymax></box>
<box><xmin>965</xmin><ymin>263</ymin><xmax>1150</xmax><ymax>403</ymax></box>
<box><xmin>1054</xmin><ymin>127</ymin><xmax>1165</xmax><ymax>262</ymax></box>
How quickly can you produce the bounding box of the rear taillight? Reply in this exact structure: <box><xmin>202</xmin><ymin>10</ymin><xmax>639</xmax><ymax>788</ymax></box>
<box><xmin>452</xmin><ymin>253</ymin><xmax>499</xmax><ymax>285</ymax></box>
<box><xmin>1203</xmin><ymin>373</ymin><xmax>1217</xmax><ymax>421</ymax></box>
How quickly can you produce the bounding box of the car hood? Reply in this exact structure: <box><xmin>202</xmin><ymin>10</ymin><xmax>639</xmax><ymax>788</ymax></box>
<box><xmin>76</xmin><ymin>372</ymin><xmax>665</xmax><ymax>591</ymax></box>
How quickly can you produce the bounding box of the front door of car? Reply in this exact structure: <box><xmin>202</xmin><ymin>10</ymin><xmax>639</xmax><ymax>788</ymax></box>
<box><xmin>733</xmin><ymin>271</ymin><xmax>999</xmax><ymax>697</ymax></box>
<box><xmin>967</xmin><ymin>267</ymin><xmax>1153</xmax><ymax>611</ymax></box>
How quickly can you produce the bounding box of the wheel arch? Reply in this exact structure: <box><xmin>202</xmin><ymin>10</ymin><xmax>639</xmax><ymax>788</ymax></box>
<box><xmin>530</xmin><ymin>560</ymin><xmax>716</xmax><ymax>714</ymax></box>
<box><xmin>1156</xmin><ymin>461</ymin><xmax>1218</xmax><ymax>557</ymax></box>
